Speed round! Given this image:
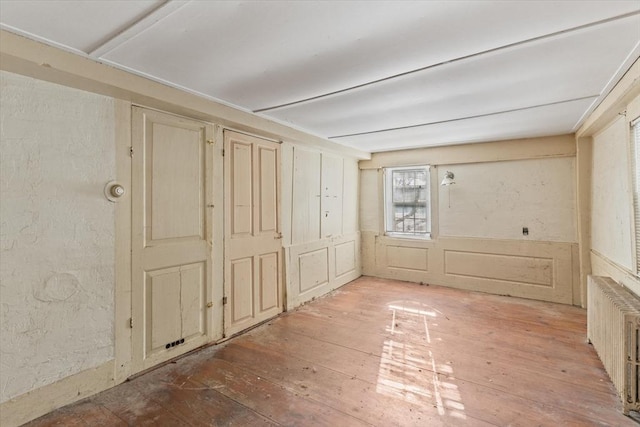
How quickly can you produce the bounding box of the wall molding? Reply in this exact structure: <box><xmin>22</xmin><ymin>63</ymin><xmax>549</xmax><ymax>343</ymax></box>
<box><xmin>0</xmin><ymin>361</ymin><xmax>115</xmax><ymax>427</ymax></box>
<box><xmin>591</xmin><ymin>249</ymin><xmax>640</xmax><ymax>297</ymax></box>
<box><xmin>359</xmin><ymin>134</ymin><xmax>575</xmax><ymax>170</ymax></box>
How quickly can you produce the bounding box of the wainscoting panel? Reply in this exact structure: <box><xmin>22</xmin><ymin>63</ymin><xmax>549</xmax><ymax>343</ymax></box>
<box><xmin>388</xmin><ymin>245</ymin><xmax>429</xmax><ymax>272</ymax></box>
<box><xmin>444</xmin><ymin>251</ymin><xmax>553</xmax><ymax>286</ymax></box>
<box><xmin>363</xmin><ymin>232</ymin><xmax>575</xmax><ymax>304</ymax></box>
<box><xmin>286</xmin><ymin>232</ymin><xmax>361</xmax><ymax>309</ymax></box>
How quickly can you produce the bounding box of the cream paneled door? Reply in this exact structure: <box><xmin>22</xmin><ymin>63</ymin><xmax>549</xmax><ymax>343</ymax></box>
<box><xmin>131</xmin><ymin>107</ymin><xmax>214</xmax><ymax>373</ymax></box>
<box><xmin>224</xmin><ymin>130</ymin><xmax>282</xmax><ymax>336</ymax></box>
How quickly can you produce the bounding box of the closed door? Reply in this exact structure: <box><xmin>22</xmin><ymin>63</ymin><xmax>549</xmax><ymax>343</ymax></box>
<box><xmin>131</xmin><ymin>107</ymin><xmax>214</xmax><ymax>373</ymax></box>
<box><xmin>224</xmin><ymin>130</ymin><xmax>282</xmax><ymax>336</ymax></box>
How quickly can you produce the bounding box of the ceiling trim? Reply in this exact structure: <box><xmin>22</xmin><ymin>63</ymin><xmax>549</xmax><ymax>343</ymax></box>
<box><xmin>577</xmin><ymin>57</ymin><xmax>640</xmax><ymax>137</ymax></box>
<box><xmin>358</xmin><ymin>134</ymin><xmax>576</xmax><ymax>170</ymax></box>
<box><xmin>254</xmin><ymin>10</ymin><xmax>640</xmax><ymax>114</ymax></box>
<box><xmin>0</xmin><ymin>22</ymin><xmax>88</xmax><ymax>58</ymax></box>
<box><xmin>571</xmin><ymin>40</ymin><xmax>640</xmax><ymax>131</ymax></box>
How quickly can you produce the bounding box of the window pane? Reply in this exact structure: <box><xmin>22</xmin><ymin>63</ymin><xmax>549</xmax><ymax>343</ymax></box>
<box><xmin>387</xmin><ymin>167</ymin><xmax>429</xmax><ymax>235</ymax></box>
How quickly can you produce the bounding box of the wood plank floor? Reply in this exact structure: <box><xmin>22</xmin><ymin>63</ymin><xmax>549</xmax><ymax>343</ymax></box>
<box><xmin>25</xmin><ymin>276</ymin><xmax>635</xmax><ymax>426</ymax></box>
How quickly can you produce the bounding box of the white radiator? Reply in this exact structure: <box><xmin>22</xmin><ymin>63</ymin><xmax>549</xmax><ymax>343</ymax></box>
<box><xmin>587</xmin><ymin>275</ymin><xmax>640</xmax><ymax>414</ymax></box>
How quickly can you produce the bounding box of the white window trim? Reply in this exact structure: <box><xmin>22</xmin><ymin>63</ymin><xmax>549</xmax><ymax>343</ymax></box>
<box><xmin>383</xmin><ymin>165</ymin><xmax>431</xmax><ymax>239</ymax></box>
<box><xmin>631</xmin><ymin>116</ymin><xmax>640</xmax><ymax>275</ymax></box>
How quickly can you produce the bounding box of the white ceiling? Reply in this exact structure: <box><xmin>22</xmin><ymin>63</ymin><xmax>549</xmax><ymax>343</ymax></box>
<box><xmin>1</xmin><ymin>1</ymin><xmax>639</xmax><ymax>152</ymax></box>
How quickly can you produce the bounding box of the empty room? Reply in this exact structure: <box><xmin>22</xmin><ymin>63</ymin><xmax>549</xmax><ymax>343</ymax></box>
<box><xmin>1</xmin><ymin>1</ymin><xmax>640</xmax><ymax>426</ymax></box>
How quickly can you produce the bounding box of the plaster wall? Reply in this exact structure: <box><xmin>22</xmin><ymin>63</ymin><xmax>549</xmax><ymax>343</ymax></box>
<box><xmin>438</xmin><ymin>157</ymin><xmax>576</xmax><ymax>242</ymax></box>
<box><xmin>588</xmin><ymin>93</ymin><xmax>640</xmax><ymax>296</ymax></box>
<box><xmin>0</xmin><ymin>71</ymin><xmax>116</xmax><ymax>403</ymax></box>
<box><xmin>359</xmin><ymin>137</ymin><xmax>579</xmax><ymax>304</ymax></box>
<box><xmin>591</xmin><ymin>115</ymin><xmax>634</xmax><ymax>271</ymax></box>
<box><xmin>360</xmin><ymin>143</ymin><xmax>577</xmax><ymax>243</ymax></box>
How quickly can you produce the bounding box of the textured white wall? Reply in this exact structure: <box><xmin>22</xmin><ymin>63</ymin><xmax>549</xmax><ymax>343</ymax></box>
<box><xmin>360</xmin><ymin>156</ymin><xmax>577</xmax><ymax>242</ymax></box>
<box><xmin>591</xmin><ymin>115</ymin><xmax>634</xmax><ymax>270</ymax></box>
<box><xmin>0</xmin><ymin>71</ymin><xmax>116</xmax><ymax>402</ymax></box>
<box><xmin>438</xmin><ymin>157</ymin><xmax>577</xmax><ymax>242</ymax></box>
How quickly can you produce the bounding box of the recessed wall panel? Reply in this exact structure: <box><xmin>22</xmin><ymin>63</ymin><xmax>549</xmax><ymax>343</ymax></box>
<box><xmin>445</xmin><ymin>251</ymin><xmax>553</xmax><ymax>286</ymax></box>
<box><xmin>387</xmin><ymin>246</ymin><xmax>428</xmax><ymax>271</ymax></box>
<box><xmin>299</xmin><ymin>248</ymin><xmax>329</xmax><ymax>293</ymax></box>
<box><xmin>335</xmin><ymin>240</ymin><xmax>356</xmax><ymax>277</ymax></box>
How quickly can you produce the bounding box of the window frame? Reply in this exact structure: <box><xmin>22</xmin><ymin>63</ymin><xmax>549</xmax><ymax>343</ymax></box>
<box><xmin>383</xmin><ymin>165</ymin><xmax>431</xmax><ymax>239</ymax></box>
<box><xmin>631</xmin><ymin>116</ymin><xmax>640</xmax><ymax>275</ymax></box>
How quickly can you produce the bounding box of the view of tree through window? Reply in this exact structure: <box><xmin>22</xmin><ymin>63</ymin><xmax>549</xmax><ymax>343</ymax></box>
<box><xmin>390</xmin><ymin>168</ymin><xmax>428</xmax><ymax>234</ymax></box>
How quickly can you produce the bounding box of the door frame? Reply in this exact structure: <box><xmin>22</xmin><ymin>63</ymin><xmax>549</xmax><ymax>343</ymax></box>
<box><xmin>114</xmin><ymin>100</ymin><xmax>133</xmax><ymax>383</ymax></box>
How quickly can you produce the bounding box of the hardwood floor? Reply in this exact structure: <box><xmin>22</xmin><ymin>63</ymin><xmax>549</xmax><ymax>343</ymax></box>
<box><xmin>25</xmin><ymin>276</ymin><xmax>634</xmax><ymax>426</ymax></box>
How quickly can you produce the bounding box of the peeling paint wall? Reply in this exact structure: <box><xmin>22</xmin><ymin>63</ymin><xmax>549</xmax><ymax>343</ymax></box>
<box><xmin>0</xmin><ymin>71</ymin><xmax>115</xmax><ymax>403</ymax></box>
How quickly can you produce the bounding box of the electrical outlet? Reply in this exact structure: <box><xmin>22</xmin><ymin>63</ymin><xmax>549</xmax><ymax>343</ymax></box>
<box><xmin>522</xmin><ymin>227</ymin><xmax>529</xmax><ymax>236</ymax></box>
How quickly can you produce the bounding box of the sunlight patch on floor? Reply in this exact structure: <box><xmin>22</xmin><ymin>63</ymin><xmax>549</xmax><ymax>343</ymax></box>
<box><xmin>375</xmin><ymin>300</ymin><xmax>466</xmax><ymax>420</ymax></box>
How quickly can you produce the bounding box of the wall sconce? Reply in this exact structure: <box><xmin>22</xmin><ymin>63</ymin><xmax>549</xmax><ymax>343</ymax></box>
<box><xmin>441</xmin><ymin>171</ymin><xmax>455</xmax><ymax>186</ymax></box>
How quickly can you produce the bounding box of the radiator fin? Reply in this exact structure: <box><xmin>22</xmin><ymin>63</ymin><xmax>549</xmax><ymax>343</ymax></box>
<box><xmin>587</xmin><ymin>275</ymin><xmax>640</xmax><ymax>414</ymax></box>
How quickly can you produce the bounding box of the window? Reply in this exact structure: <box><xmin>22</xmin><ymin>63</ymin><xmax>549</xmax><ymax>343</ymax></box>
<box><xmin>384</xmin><ymin>166</ymin><xmax>431</xmax><ymax>237</ymax></box>
<box><xmin>632</xmin><ymin>117</ymin><xmax>640</xmax><ymax>274</ymax></box>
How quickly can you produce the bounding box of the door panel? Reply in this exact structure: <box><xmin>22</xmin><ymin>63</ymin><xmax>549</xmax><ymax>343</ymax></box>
<box><xmin>259</xmin><ymin>147</ymin><xmax>278</xmax><ymax>233</ymax></box>
<box><xmin>259</xmin><ymin>252</ymin><xmax>279</xmax><ymax>312</ymax></box>
<box><xmin>231</xmin><ymin>142</ymin><xmax>253</xmax><ymax>236</ymax></box>
<box><xmin>146</xmin><ymin>267</ymin><xmax>181</xmax><ymax>355</ymax></box>
<box><xmin>132</xmin><ymin>107</ymin><xmax>213</xmax><ymax>374</ymax></box>
<box><xmin>147</xmin><ymin>123</ymin><xmax>204</xmax><ymax>242</ymax></box>
<box><xmin>292</xmin><ymin>148</ymin><xmax>321</xmax><ymax>244</ymax></box>
<box><xmin>321</xmin><ymin>154</ymin><xmax>344</xmax><ymax>238</ymax></box>
<box><xmin>179</xmin><ymin>263</ymin><xmax>206</xmax><ymax>339</ymax></box>
<box><xmin>231</xmin><ymin>257</ymin><xmax>254</xmax><ymax>324</ymax></box>
<box><xmin>225</xmin><ymin>130</ymin><xmax>282</xmax><ymax>336</ymax></box>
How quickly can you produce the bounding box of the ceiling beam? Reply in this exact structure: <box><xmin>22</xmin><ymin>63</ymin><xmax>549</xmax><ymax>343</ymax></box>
<box><xmin>88</xmin><ymin>0</ymin><xmax>189</xmax><ymax>58</ymax></box>
<box><xmin>330</xmin><ymin>95</ymin><xmax>598</xmax><ymax>139</ymax></box>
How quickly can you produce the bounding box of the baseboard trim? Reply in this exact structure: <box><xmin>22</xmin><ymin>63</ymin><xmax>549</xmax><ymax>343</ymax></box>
<box><xmin>0</xmin><ymin>360</ymin><xmax>116</xmax><ymax>427</ymax></box>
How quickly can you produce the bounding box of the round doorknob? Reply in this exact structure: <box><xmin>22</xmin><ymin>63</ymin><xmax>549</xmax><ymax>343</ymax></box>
<box><xmin>104</xmin><ymin>181</ymin><xmax>125</xmax><ymax>202</ymax></box>
<box><xmin>110</xmin><ymin>185</ymin><xmax>125</xmax><ymax>198</ymax></box>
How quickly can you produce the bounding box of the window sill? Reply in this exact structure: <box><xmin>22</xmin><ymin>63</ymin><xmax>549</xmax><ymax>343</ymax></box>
<box><xmin>384</xmin><ymin>232</ymin><xmax>432</xmax><ymax>241</ymax></box>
